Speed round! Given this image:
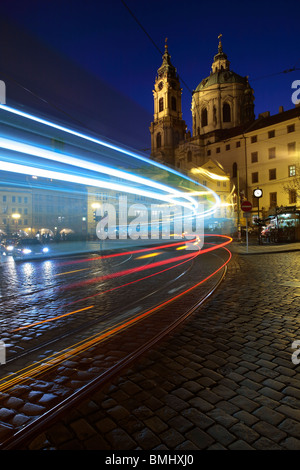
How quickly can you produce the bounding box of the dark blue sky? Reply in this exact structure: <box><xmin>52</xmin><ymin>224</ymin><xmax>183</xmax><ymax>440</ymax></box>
<box><xmin>0</xmin><ymin>0</ymin><xmax>299</xmax><ymax>151</ymax></box>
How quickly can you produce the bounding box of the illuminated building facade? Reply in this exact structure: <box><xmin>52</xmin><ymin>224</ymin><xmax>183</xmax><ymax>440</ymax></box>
<box><xmin>150</xmin><ymin>37</ymin><xmax>300</xmax><ymax>236</ymax></box>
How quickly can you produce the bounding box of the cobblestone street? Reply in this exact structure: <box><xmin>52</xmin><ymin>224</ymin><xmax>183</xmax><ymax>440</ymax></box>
<box><xmin>24</xmin><ymin>245</ymin><xmax>300</xmax><ymax>450</ymax></box>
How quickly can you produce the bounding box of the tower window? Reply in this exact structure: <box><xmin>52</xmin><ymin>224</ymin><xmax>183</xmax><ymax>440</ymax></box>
<box><xmin>156</xmin><ymin>132</ymin><xmax>162</xmax><ymax>149</ymax></box>
<box><xmin>201</xmin><ymin>108</ymin><xmax>208</xmax><ymax>127</ymax></box>
<box><xmin>222</xmin><ymin>103</ymin><xmax>231</xmax><ymax>122</ymax></box>
<box><xmin>159</xmin><ymin>98</ymin><xmax>164</xmax><ymax>112</ymax></box>
<box><xmin>171</xmin><ymin>96</ymin><xmax>177</xmax><ymax>111</ymax></box>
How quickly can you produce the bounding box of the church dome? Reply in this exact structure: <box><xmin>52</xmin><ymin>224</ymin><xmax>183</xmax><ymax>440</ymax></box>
<box><xmin>191</xmin><ymin>35</ymin><xmax>255</xmax><ymax>135</ymax></box>
<box><xmin>195</xmin><ymin>70</ymin><xmax>248</xmax><ymax>92</ymax></box>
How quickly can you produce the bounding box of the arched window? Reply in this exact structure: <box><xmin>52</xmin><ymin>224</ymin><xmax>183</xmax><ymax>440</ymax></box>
<box><xmin>223</xmin><ymin>103</ymin><xmax>231</xmax><ymax>122</ymax></box>
<box><xmin>232</xmin><ymin>162</ymin><xmax>237</xmax><ymax>178</ymax></box>
<box><xmin>201</xmin><ymin>108</ymin><xmax>208</xmax><ymax>127</ymax></box>
<box><xmin>159</xmin><ymin>98</ymin><xmax>164</xmax><ymax>112</ymax></box>
<box><xmin>156</xmin><ymin>132</ymin><xmax>162</xmax><ymax>149</ymax></box>
<box><xmin>171</xmin><ymin>96</ymin><xmax>177</xmax><ymax>111</ymax></box>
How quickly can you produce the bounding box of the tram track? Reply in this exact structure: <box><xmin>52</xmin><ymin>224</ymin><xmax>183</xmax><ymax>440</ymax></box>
<box><xmin>1</xmin><ymin>250</ymin><xmax>195</xmax><ymax>369</ymax></box>
<box><xmin>0</xmin><ymin>244</ymin><xmax>231</xmax><ymax>450</ymax></box>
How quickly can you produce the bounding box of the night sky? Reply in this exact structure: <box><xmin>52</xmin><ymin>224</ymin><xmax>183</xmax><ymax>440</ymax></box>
<box><xmin>0</xmin><ymin>0</ymin><xmax>299</xmax><ymax>153</ymax></box>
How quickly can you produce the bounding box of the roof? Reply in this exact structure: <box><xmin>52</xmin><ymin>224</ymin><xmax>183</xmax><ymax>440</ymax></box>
<box><xmin>194</xmin><ymin>70</ymin><xmax>248</xmax><ymax>92</ymax></box>
<box><xmin>199</xmin><ymin>106</ymin><xmax>300</xmax><ymax>142</ymax></box>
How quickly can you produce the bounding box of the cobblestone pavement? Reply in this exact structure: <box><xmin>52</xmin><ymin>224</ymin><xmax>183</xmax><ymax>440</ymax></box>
<box><xmin>24</xmin><ymin>244</ymin><xmax>300</xmax><ymax>450</ymax></box>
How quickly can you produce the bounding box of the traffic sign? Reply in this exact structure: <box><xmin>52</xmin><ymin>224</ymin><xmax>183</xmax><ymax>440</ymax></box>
<box><xmin>241</xmin><ymin>200</ymin><xmax>252</xmax><ymax>212</ymax></box>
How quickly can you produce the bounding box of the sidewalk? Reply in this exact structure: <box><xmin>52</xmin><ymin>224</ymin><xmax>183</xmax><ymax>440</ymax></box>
<box><xmin>230</xmin><ymin>240</ymin><xmax>300</xmax><ymax>255</ymax></box>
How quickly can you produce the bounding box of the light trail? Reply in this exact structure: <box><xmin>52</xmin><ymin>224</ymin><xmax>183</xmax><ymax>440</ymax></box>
<box><xmin>62</xmin><ymin>251</ymin><xmax>200</xmax><ymax>290</ymax></box>
<box><xmin>55</xmin><ymin>268</ymin><xmax>90</xmax><ymax>276</ymax></box>
<box><xmin>0</xmin><ymin>242</ymin><xmax>232</xmax><ymax>393</ymax></box>
<box><xmin>11</xmin><ymin>306</ymin><xmax>94</xmax><ymax>332</ymax></box>
<box><xmin>56</xmin><ymin>239</ymin><xmax>196</xmax><ymax>266</ymax></box>
<box><xmin>0</xmin><ymin>105</ymin><xmax>222</xmax><ymax>221</ymax></box>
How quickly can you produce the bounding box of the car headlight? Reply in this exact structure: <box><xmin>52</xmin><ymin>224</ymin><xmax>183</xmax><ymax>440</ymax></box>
<box><xmin>22</xmin><ymin>248</ymin><xmax>32</xmax><ymax>254</ymax></box>
<box><xmin>42</xmin><ymin>247</ymin><xmax>49</xmax><ymax>253</ymax></box>
<box><xmin>7</xmin><ymin>245</ymin><xmax>14</xmax><ymax>251</ymax></box>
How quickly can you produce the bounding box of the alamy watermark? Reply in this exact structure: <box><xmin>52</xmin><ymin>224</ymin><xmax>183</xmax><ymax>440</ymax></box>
<box><xmin>291</xmin><ymin>80</ymin><xmax>300</xmax><ymax>105</ymax></box>
<box><xmin>291</xmin><ymin>340</ymin><xmax>300</xmax><ymax>365</ymax></box>
<box><xmin>94</xmin><ymin>196</ymin><xmax>204</xmax><ymax>250</ymax></box>
<box><xmin>0</xmin><ymin>340</ymin><xmax>6</xmax><ymax>365</ymax></box>
<box><xmin>0</xmin><ymin>80</ymin><xmax>6</xmax><ymax>104</ymax></box>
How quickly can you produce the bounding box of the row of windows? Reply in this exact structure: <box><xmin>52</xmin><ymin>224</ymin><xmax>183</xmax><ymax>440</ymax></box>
<box><xmin>250</xmin><ymin>124</ymin><xmax>295</xmax><ymax>143</ymax></box>
<box><xmin>201</xmin><ymin>102</ymin><xmax>231</xmax><ymax>127</ymax></box>
<box><xmin>252</xmin><ymin>190</ymin><xmax>297</xmax><ymax>207</ymax></box>
<box><xmin>2</xmin><ymin>207</ymin><xmax>29</xmax><ymax>214</ymax></box>
<box><xmin>2</xmin><ymin>218</ymin><xmax>29</xmax><ymax>225</ymax></box>
<box><xmin>250</xmin><ymin>143</ymin><xmax>296</xmax><ymax>162</ymax></box>
<box><xmin>251</xmin><ymin>165</ymin><xmax>296</xmax><ymax>183</ymax></box>
<box><xmin>2</xmin><ymin>196</ymin><xmax>29</xmax><ymax>203</ymax></box>
<box><xmin>208</xmin><ymin>140</ymin><xmax>296</xmax><ymax>158</ymax></box>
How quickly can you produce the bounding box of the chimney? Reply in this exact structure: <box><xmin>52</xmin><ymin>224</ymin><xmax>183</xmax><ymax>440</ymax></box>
<box><xmin>279</xmin><ymin>106</ymin><xmax>284</xmax><ymax>113</ymax></box>
<box><xmin>258</xmin><ymin>111</ymin><xmax>270</xmax><ymax>118</ymax></box>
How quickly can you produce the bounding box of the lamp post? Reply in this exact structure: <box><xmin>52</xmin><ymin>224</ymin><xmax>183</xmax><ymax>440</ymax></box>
<box><xmin>253</xmin><ymin>188</ymin><xmax>263</xmax><ymax>244</ymax></box>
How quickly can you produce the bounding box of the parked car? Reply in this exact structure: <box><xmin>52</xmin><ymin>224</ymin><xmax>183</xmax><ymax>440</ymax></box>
<box><xmin>13</xmin><ymin>238</ymin><xmax>50</xmax><ymax>260</ymax></box>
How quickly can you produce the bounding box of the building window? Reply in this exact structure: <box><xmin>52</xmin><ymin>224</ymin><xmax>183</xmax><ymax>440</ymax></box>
<box><xmin>288</xmin><ymin>142</ymin><xmax>296</xmax><ymax>156</ymax></box>
<box><xmin>268</xmin><ymin>147</ymin><xmax>276</xmax><ymax>159</ymax></box>
<box><xmin>2</xmin><ymin>196</ymin><xmax>6</xmax><ymax>202</ymax></box>
<box><xmin>216</xmin><ymin>147</ymin><xmax>220</xmax><ymax>154</ymax></box>
<box><xmin>251</xmin><ymin>152</ymin><xmax>258</xmax><ymax>163</ymax></box>
<box><xmin>251</xmin><ymin>135</ymin><xmax>257</xmax><ymax>143</ymax></box>
<box><xmin>12</xmin><ymin>196</ymin><xmax>16</xmax><ymax>203</ymax></box>
<box><xmin>236</xmin><ymin>141</ymin><xmax>241</xmax><ymax>148</ymax></box>
<box><xmin>252</xmin><ymin>172</ymin><xmax>259</xmax><ymax>183</ymax></box>
<box><xmin>232</xmin><ymin>162</ymin><xmax>237</xmax><ymax>178</ymax></box>
<box><xmin>207</xmin><ymin>149</ymin><xmax>211</xmax><ymax>156</ymax></box>
<box><xmin>222</xmin><ymin>103</ymin><xmax>231</xmax><ymax>122</ymax></box>
<box><xmin>287</xmin><ymin>124</ymin><xmax>295</xmax><ymax>133</ymax></box>
<box><xmin>289</xmin><ymin>165</ymin><xmax>296</xmax><ymax>177</ymax></box>
<box><xmin>226</xmin><ymin>144</ymin><xmax>230</xmax><ymax>151</ymax></box>
<box><xmin>201</xmin><ymin>108</ymin><xmax>208</xmax><ymax>127</ymax></box>
<box><xmin>269</xmin><ymin>168</ymin><xmax>276</xmax><ymax>180</ymax></box>
<box><xmin>268</xmin><ymin>130</ymin><xmax>275</xmax><ymax>138</ymax></box>
<box><xmin>171</xmin><ymin>96</ymin><xmax>176</xmax><ymax>111</ymax></box>
<box><xmin>24</xmin><ymin>197</ymin><xmax>28</xmax><ymax>204</ymax></box>
<box><xmin>289</xmin><ymin>189</ymin><xmax>297</xmax><ymax>204</ymax></box>
<box><xmin>156</xmin><ymin>132</ymin><xmax>161</xmax><ymax>149</ymax></box>
<box><xmin>270</xmin><ymin>192</ymin><xmax>277</xmax><ymax>207</ymax></box>
<box><xmin>187</xmin><ymin>151</ymin><xmax>192</xmax><ymax>162</ymax></box>
<box><xmin>159</xmin><ymin>98</ymin><xmax>164</xmax><ymax>112</ymax></box>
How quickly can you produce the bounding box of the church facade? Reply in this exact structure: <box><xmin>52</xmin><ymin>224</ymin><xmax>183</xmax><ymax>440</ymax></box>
<box><xmin>150</xmin><ymin>37</ymin><xmax>300</xmax><ymax>236</ymax></box>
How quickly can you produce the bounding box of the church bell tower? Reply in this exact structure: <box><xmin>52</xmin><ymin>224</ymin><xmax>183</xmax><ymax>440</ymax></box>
<box><xmin>150</xmin><ymin>40</ymin><xmax>186</xmax><ymax>166</ymax></box>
